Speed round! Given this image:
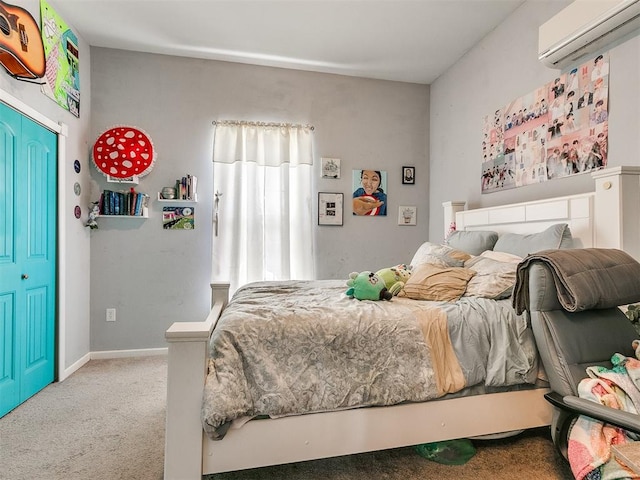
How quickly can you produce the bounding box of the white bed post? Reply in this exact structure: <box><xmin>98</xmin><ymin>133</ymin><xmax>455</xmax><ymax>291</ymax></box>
<box><xmin>164</xmin><ymin>282</ymin><xmax>230</xmax><ymax>480</ymax></box>
<box><xmin>442</xmin><ymin>201</ymin><xmax>466</xmax><ymax>238</ymax></box>
<box><xmin>592</xmin><ymin>166</ymin><xmax>640</xmax><ymax>261</ymax></box>
<box><xmin>211</xmin><ymin>282</ymin><xmax>230</xmax><ymax>310</ymax></box>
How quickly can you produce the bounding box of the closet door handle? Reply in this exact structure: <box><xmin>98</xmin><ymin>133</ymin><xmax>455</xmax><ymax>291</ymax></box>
<box><xmin>21</xmin><ymin>274</ymin><xmax>29</xmax><ymax>279</ymax></box>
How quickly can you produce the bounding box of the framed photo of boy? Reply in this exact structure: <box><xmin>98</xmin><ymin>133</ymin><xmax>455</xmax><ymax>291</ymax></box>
<box><xmin>402</xmin><ymin>166</ymin><xmax>415</xmax><ymax>185</ymax></box>
<box><xmin>318</xmin><ymin>192</ymin><xmax>343</xmax><ymax>226</ymax></box>
<box><xmin>352</xmin><ymin>169</ymin><xmax>388</xmax><ymax>216</ymax></box>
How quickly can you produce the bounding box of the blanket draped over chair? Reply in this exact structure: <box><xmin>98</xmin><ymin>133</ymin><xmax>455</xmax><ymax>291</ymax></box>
<box><xmin>512</xmin><ymin>248</ymin><xmax>640</xmax><ymax>315</ymax></box>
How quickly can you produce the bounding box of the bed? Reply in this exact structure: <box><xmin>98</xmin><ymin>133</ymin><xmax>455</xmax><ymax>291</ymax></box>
<box><xmin>164</xmin><ymin>165</ymin><xmax>640</xmax><ymax>479</ymax></box>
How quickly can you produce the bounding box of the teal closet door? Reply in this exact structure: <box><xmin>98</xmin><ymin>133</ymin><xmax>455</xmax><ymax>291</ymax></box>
<box><xmin>0</xmin><ymin>102</ymin><xmax>57</xmax><ymax>417</ymax></box>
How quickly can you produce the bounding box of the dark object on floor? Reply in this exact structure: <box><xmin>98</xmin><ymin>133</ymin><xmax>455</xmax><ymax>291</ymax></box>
<box><xmin>415</xmin><ymin>439</ymin><xmax>477</xmax><ymax>465</ymax></box>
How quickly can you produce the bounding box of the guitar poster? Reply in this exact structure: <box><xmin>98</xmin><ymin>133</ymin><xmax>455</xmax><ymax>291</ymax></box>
<box><xmin>0</xmin><ymin>1</ymin><xmax>45</xmax><ymax>80</ymax></box>
<box><xmin>39</xmin><ymin>0</ymin><xmax>80</xmax><ymax>117</ymax></box>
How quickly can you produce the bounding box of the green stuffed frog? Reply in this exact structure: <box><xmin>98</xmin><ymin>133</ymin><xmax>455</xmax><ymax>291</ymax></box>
<box><xmin>375</xmin><ymin>264</ymin><xmax>412</xmax><ymax>296</ymax></box>
<box><xmin>345</xmin><ymin>271</ymin><xmax>393</xmax><ymax>301</ymax></box>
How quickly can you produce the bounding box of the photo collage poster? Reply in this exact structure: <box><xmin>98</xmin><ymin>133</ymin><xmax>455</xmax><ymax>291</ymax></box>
<box><xmin>482</xmin><ymin>53</ymin><xmax>609</xmax><ymax>194</ymax></box>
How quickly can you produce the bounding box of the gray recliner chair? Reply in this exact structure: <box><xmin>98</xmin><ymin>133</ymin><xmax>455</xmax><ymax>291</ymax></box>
<box><xmin>524</xmin><ymin>257</ymin><xmax>640</xmax><ymax>458</ymax></box>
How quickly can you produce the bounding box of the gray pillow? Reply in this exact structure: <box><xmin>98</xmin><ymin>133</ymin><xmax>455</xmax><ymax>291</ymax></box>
<box><xmin>493</xmin><ymin>223</ymin><xmax>573</xmax><ymax>258</ymax></box>
<box><xmin>446</xmin><ymin>230</ymin><xmax>499</xmax><ymax>256</ymax></box>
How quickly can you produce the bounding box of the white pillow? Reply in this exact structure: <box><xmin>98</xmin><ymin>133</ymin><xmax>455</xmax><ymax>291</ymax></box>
<box><xmin>463</xmin><ymin>254</ymin><xmax>519</xmax><ymax>300</ymax></box>
<box><xmin>478</xmin><ymin>250</ymin><xmax>522</xmax><ymax>263</ymax></box>
<box><xmin>410</xmin><ymin>242</ymin><xmax>471</xmax><ymax>269</ymax></box>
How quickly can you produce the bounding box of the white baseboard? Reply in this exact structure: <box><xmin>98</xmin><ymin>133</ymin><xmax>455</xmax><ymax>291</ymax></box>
<box><xmin>59</xmin><ymin>352</ymin><xmax>91</xmax><ymax>382</ymax></box>
<box><xmin>90</xmin><ymin>347</ymin><xmax>168</xmax><ymax>360</ymax></box>
<box><xmin>57</xmin><ymin>348</ymin><xmax>168</xmax><ymax>382</ymax></box>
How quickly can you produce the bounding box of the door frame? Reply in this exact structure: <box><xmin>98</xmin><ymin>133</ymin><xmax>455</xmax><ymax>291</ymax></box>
<box><xmin>0</xmin><ymin>88</ymin><xmax>69</xmax><ymax>381</ymax></box>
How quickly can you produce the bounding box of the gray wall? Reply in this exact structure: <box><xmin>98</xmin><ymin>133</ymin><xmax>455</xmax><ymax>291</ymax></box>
<box><xmin>429</xmin><ymin>0</ymin><xmax>640</xmax><ymax>243</ymax></box>
<box><xmin>11</xmin><ymin>0</ymin><xmax>637</xmax><ymax>355</ymax></box>
<box><xmin>89</xmin><ymin>49</ymin><xmax>430</xmax><ymax>351</ymax></box>
<box><xmin>0</xmin><ymin>0</ymin><xmax>92</xmax><ymax>372</ymax></box>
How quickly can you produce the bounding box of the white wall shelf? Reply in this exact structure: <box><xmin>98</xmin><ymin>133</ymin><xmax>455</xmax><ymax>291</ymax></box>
<box><xmin>157</xmin><ymin>192</ymin><xmax>198</xmax><ymax>203</ymax></box>
<box><xmin>98</xmin><ymin>212</ymin><xmax>148</xmax><ymax>219</ymax></box>
<box><xmin>98</xmin><ymin>190</ymin><xmax>149</xmax><ymax>217</ymax></box>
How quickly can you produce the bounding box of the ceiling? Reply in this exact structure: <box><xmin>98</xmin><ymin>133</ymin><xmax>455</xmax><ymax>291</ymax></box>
<box><xmin>51</xmin><ymin>0</ymin><xmax>526</xmax><ymax>84</ymax></box>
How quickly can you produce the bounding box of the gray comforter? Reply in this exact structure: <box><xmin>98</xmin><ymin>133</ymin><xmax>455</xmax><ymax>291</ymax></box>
<box><xmin>202</xmin><ymin>280</ymin><xmax>538</xmax><ymax>440</ymax></box>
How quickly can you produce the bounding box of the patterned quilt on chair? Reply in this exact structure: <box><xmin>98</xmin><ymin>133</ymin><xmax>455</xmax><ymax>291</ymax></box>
<box><xmin>201</xmin><ymin>280</ymin><xmax>539</xmax><ymax>440</ymax></box>
<box><xmin>569</xmin><ymin>353</ymin><xmax>640</xmax><ymax>480</ymax></box>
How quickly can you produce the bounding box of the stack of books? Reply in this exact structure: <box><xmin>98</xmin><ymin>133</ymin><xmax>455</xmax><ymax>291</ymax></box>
<box><xmin>100</xmin><ymin>188</ymin><xmax>149</xmax><ymax>216</ymax></box>
<box><xmin>176</xmin><ymin>175</ymin><xmax>198</xmax><ymax>201</ymax></box>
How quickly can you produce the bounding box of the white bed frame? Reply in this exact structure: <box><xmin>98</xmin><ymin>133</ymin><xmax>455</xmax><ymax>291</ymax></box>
<box><xmin>164</xmin><ymin>166</ymin><xmax>640</xmax><ymax>479</ymax></box>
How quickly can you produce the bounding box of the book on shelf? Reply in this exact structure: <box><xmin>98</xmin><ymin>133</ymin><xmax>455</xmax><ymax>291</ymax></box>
<box><xmin>134</xmin><ymin>192</ymin><xmax>143</xmax><ymax>216</ymax></box>
<box><xmin>175</xmin><ymin>174</ymin><xmax>198</xmax><ymax>200</ymax></box>
<box><xmin>100</xmin><ymin>189</ymin><xmax>148</xmax><ymax>216</ymax></box>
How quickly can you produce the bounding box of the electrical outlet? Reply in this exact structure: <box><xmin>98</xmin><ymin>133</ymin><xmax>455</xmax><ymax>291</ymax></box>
<box><xmin>106</xmin><ymin>308</ymin><xmax>116</xmax><ymax>322</ymax></box>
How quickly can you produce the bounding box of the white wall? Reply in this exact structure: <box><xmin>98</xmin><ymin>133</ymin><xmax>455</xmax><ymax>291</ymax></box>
<box><xmin>429</xmin><ymin>0</ymin><xmax>640</xmax><ymax>243</ymax></box>
<box><xmin>89</xmin><ymin>49</ymin><xmax>429</xmax><ymax>351</ymax></box>
<box><xmin>0</xmin><ymin>0</ymin><xmax>92</xmax><ymax>375</ymax></box>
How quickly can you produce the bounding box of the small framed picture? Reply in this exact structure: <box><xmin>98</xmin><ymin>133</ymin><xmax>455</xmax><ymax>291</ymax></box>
<box><xmin>321</xmin><ymin>157</ymin><xmax>341</xmax><ymax>179</ymax></box>
<box><xmin>318</xmin><ymin>192</ymin><xmax>343</xmax><ymax>226</ymax></box>
<box><xmin>402</xmin><ymin>166</ymin><xmax>415</xmax><ymax>185</ymax></box>
<box><xmin>398</xmin><ymin>206</ymin><xmax>417</xmax><ymax>226</ymax></box>
<box><xmin>163</xmin><ymin>206</ymin><xmax>195</xmax><ymax>230</ymax></box>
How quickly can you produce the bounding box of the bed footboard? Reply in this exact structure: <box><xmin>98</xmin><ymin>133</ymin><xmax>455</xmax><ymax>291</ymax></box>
<box><xmin>202</xmin><ymin>386</ymin><xmax>552</xmax><ymax>474</ymax></box>
<box><xmin>164</xmin><ymin>282</ymin><xmax>229</xmax><ymax>480</ymax></box>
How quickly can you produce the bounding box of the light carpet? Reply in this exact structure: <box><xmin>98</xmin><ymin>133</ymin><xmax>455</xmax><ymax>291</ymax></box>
<box><xmin>0</xmin><ymin>356</ymin><xmax>574</xmax><ymax>480</ymax></box>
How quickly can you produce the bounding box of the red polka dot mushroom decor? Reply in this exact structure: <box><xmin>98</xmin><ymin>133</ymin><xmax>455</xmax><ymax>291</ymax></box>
<box><xmin>92</xmin><ymin>126</ymin><xmax>156</xmax><ymax>178</ymax></box>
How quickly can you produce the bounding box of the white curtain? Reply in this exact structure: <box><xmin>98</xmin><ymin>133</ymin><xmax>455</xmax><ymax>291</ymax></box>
<box><xmin>212</xmin><ymin>122</ymin><xmax>315</xmax><ymax>294</ymax></box>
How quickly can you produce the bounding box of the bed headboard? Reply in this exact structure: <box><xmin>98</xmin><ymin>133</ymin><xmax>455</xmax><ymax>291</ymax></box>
<box><xmin>454</xmin><ymin>193</ymin><xmax>594</xmax><ymax>249</ymax></box>
<box><xmin>444</xmin><ymin>166</ymin><xmax>640</xmax><ymax>259</ymax></box>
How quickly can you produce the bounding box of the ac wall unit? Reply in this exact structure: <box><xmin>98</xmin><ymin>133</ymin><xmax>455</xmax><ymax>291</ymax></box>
<box><xmin>538</xmin><ymin>0</ymin><xmax>640</xmax><ymax>68</ymax></box>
